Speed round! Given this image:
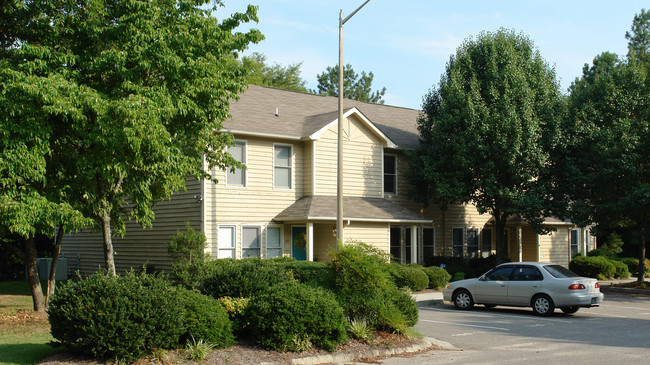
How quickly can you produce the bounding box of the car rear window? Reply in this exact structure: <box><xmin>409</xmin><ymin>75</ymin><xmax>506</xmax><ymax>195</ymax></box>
<box><xmin>543</xmin><ymin>265</ymin><xmax>580</xmax><ymax>278</ymax></box>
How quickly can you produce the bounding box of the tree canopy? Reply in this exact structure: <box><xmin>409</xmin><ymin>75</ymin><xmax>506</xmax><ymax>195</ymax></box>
<box><xmin>409</xmin><ymin>29</ymin><xmax>565</xmax><ymax>263</ymax></box>
<box><xmin>240</xmin><ymin>52</ymin><xmax>308</xmax><ymax>92</ymax></box>
<box><xmin>1</xmin><ymin>0</ymin><xmax>263</xmax><ymax>276</ymax></box>
<box><xmin>557</xmin><ymin>9</ymin><xmax>650</xmax><ymax>281</ymax></box>
<box><xmin>315</xmin><ymin>64</ymin><xmax>386</xmax><ymax>104</ymax></box>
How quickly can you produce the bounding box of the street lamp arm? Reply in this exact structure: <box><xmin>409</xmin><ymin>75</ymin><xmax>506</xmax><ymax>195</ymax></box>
<box><xmin>342</xmin><ymin>0</ymin><xmax>372</xmax><ymax>25</ymax></box>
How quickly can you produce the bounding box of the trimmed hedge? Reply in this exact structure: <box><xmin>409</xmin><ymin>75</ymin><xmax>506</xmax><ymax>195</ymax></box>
<box><xmin>421</xmin><ymin>266</ymin><xmax>451</xmax><ymax>289</ymax></box>
<box><xmin>391</xmin><ymin>264</ymin><xmax>429</xmax><ymax>292</ymax></box>
<box><xmin>202</xmin><ymin>258</ymin><xmax>294</xmax><ymax>298</ymax></box>
<box><xmin>49</xmin><ymin>272</ymin><xmax>185</xmax><ymax>361</ymax></box>
<box><xmin>180</xmin><ymin>289</ymin><xmax>235</xmax><ymax>347</ymax></box>
<box><xmin>246</xmin><ymin>281</ymin><xmax>347</xmax><ymax>352</ymax></box>
<box><xmin>569</xmin><ymin>256</ymin><xmax>616</xmax><ymax>280</ymax></box>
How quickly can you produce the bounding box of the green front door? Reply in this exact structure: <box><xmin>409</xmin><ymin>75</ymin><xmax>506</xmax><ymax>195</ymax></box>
<box><xmin>291</xmin><ymin>226</ymin><xmax>307</xmax><ymax>261</ymax></box>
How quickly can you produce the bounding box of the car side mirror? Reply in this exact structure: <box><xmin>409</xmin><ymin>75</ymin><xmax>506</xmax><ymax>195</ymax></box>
<box><xmin>479</xmin><ymin>275</ymin><xmax>486</xmax><ymax>281</ymax></box>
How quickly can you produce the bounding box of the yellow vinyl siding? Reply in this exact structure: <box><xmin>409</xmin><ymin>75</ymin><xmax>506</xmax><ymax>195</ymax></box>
<box><xmin>422</xmin><ymin>203</ymin><xmax>492</xmax><ymax>256</ymax></box>
<box><xmin>60</xmin><ymin>178</ymin><xmax>202</xmax><ymax>275</ymax></box>
<box><xmin>539</xmin><ymin>226</ymin><xmax>570</xmax><ymax>267</ymax></box>
<box><xmin>314</xmin><ymin>115</ymin><xmax>383</xmax><ymax>197</ymax></box>
<box><xmin>344</xmin><ymin>222</ymin><xmax>390</xmax><ymax>253</ymax></box>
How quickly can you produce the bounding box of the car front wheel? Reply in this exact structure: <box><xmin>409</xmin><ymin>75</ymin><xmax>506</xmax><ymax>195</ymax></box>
<box><xmin>453</xmin><ymin>289</ymin><xmax>474</xmax><ymax>310</ymax></box>
<box><xmin>532</xmin><ymin>294</ymin><xmax>555</xmax><ymax>316</ymax></box>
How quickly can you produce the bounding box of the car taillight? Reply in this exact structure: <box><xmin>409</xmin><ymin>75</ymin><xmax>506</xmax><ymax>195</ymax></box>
<box><xmin>595</xmin><ymin>282</ymin><xmax>600</xmax><ymax>288</ymax></box>
<box><xmin>568</xmin><ymin>283</ymin><xmax>586</xmax><ymax>290</ymax></box>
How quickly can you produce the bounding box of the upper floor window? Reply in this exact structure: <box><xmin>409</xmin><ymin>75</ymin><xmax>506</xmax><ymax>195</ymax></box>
<box><xmin>384</xmin><ymin>154</ymin><xmax>397</xmax><ymax>194</ymax></box>
<box><xmin>227</xmin><ymin>141</ymin><xmax>246</xmax><ymax>187</ymax></box>
<box><xmin>274</xmin><ymin>145</ymin><xmax>292</xmax><ymax>189</ymax></box>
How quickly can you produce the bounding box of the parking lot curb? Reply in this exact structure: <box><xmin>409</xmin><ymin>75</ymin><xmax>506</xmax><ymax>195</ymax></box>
<box><xmin>269</xmin><ymin>337</ymin><xmax>457</xmax><ymax>365</ymax></box>
<box><xmin>600</xmin><ymin>286</ymin><xmax>650</xmax><ymax>295</ymax></box>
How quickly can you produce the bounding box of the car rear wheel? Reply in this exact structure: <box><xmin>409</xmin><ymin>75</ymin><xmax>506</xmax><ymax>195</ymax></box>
<box><xmin>532</xmin><ymin>294</ymin><xmax>555</xmax><ymax>316</ymax></box>
<box><xmin>561</xmin><ymin>306</ymin><xmax>579</xmax><ymax>314</ymax></box>
<box><xmin>453</xmin><ymin>289</ymin><xmax>474</xmax><ymax>310</ymax></box>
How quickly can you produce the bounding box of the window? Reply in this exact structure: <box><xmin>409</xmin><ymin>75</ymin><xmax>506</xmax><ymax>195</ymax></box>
<box><xmin>384</xmin><ymin>155</ymin><xmax>397</xmax><ymax>194</ymax></box>
<box><xmin>584</xmin><ymin>229</ymin><xmax>591</xmax><ymax>252</ymax></box>
<box><xmin>242</xmin><ymin>226</ymin><xmax>261</xmax><ymax>258</ymax></box>
<box><xmin>227</xmin><ymin>141</ymin><xmax>246</xmax><ymax>187</ymax></box>
<box><xmin>481</xmin><ymin>228</ymin><xmax>492</xmax><ymax>257</ymax></box>
<box><xmin>217</xmin><ymin>226</ymin><xmax>235</xmax><ymax>259</ymax></box>
<box><xmin>452</xmin><ymin>228</ymin><xmax>464</xmax><ymax>257</ymax></box>
<box><xmin>486</xmin><ymin>266</ymin><xmax>513</xmax><ymax>281</ymax></box>
<box><xmin>467</xmin><ymin>229</ymin><xmax>479</xmax><ymax>259</ymax></box>
<box><xmin>422</xmin><ymin>228</ymin><xmax>434</xmax><ymax>260</ymax></box>
<box><xmin>405</xmin><ymin>227</ymin><xmax>412</xmax><ymax>264</ymax></box>
<box><xmin>390</xmin><ymin>226</ymin><xmax>401</xmax><ymax>262</ymax></box>
<box><xmin>512</xmin><ymin>266</ymin><xmax>543</xmax><ymax>281</ymax></box>
<box><xmin>274</xmin><ymin>145</ymin><xmax>292</xmax><ymax>189</ymax></box>
<box><xmin>266</xmin><ymin>226</ymin><xmax>282</xmax><ymax>259</ymax></box>
<box><xmin>570</xmin><ymin>229</ymin><xmax>579</xmax><ymax>258</ymax></box>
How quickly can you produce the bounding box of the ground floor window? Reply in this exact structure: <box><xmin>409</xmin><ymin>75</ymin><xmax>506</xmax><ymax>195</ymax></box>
<box><xmin>242</xmin><ymin>226</ymin><xmax>261</xmax><ymax>258</ymax></box>
<box><xmin>266</xmin><ymin>226</ymin><xmax>282</xmax><ymax>258</ymax></box>
<box><xmin>467</xmin><ymin>229</ymin><xmax>479</xmax><ymax>259</ymax></box>
<box><xmin>422</xmin><ymin>228</ymin><xmax>434</xmax><ymax>260</ymax></box>
<box><xmin>390</xmin><ymin>226</ymin><xmax>401</xmax><ymax>262</ymax></box>
<box><xmin>452</xmin><ymin>228</ymin><xmax>464</xmax><ymax>257</ymax></box>
<box><xmin>481</xmin><ymin>228</ymin><xmax>492</xmax><ymax>257</ymax></box>
<box><xmin>217</xmin><ymin>225</ymin><xmax>235</xmax><ymax>258</ymax></box>
<box><xmin>570</xmin><ymin>229</ymin><xmax>579</xmax><ymax>258</ymax></box>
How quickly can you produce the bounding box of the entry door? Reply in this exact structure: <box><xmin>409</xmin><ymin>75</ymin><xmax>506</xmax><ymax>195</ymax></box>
<box><xmin>291</xmin><ymin>226</ymin><xmax>307</xmax><ymax>261</ymax></box>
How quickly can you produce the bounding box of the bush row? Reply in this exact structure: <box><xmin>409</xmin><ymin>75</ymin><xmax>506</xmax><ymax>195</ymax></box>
<box><xmin>569</xmin><ymin>255</ymin><xmax>629</xmax><ymax>280</ymax></box>
<box><xmin>424</xmin><ymin>255</ymin><xmax>502</xmax><ymax>280</ymax></box>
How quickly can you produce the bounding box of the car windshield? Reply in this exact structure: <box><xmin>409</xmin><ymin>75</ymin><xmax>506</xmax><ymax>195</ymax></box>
<box><xmin>543</xmin><ymin>265</ymin><xmax>580</xmax><ymax>278</ymax></box>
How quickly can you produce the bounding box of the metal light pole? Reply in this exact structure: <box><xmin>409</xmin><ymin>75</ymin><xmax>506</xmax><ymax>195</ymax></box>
<box><xmin>337</xmin><ymin>0</ymin><xmax>371</xmax><ymax>246</ymax></box>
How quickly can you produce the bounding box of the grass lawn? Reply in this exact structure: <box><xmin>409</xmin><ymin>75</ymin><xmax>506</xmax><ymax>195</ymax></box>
<box><xmin>0</xmin><ymin>280</ymin><xmax>61</xmax><ymax>365</ymax></box>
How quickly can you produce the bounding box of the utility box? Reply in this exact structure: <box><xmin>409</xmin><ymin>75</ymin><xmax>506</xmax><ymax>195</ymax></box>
<box><xmin>36</xmin><ymin>257</ymin><xmax>68</xmax><ymax>280</ymax></box>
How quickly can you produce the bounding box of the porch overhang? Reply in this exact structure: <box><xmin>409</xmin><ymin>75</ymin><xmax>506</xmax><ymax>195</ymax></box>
<box><xmin>274</xmin><ymin>196</ymin><xmax>431</xmax><ymax>224</ymax></box>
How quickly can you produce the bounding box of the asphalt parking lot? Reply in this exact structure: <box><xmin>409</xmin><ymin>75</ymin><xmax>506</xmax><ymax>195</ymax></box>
<box><xmin>375</xmin><ymin>292</ymin><xmax>650</xmax><ymax>364</ymax></box>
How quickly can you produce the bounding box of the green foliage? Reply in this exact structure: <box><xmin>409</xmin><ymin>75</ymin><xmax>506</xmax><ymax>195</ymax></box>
<box><xmin>48</xmin><ymin>271</ymin><xmax>185</xmax><ymax>361</ymax></box>
<box><xmin>241</xmin><ymin>52</ymin><xmax>308</xmax><ymax>92</ymax></box>
<box><xmin>601</xmin><ymin>233</ymin><xmax>624</xmax><ymax>255</ymax></box>
<box><xmin>587</xmin><ymin>248</ymin><xmax>617</xmax><ymax>258</ymax></box>
<box><xmin>202</xmin><ymin>258</ymin><xmax>294</xmax><ymax>298</ymax></box>
<box><xmin>283</xmin><ymin>260</ymin><xmax>336</xmax><ymax>289</ymax></box>
<box><xmin>391</xmin><ymin>264</ymin><xmax>429</xmax><ymax>292</ymax></box>
<box><xmin>385</xmin><ymin>288</ymin><xmax>419</xmax><ymax>328</ymax></box>
<box><xmin>425</xmin><ymin>255</ymin><xmax>501</xmax><ymax>279</ymax></box>
<box><xmin>626</xmin><ymin>8</ymin><xmax>650</xmax><ymax>65</ymax></box>
<box><xmin>347</xmin><ymin>319</ymin><xmax>373</xmax><ymax>342</ymax></box>
<box><xmin>167</xmin><ymin>223</ymin><xmax>211</xmax><ymax>290</ymax></box>
<box><xmin>328</xmin><ymin>242</ymin><xmax>416</xmax><ymax>333</ymax></box>
<box><xmin>185</xmin><ymin>338</ymin><xmax>214</xmax><ymax>361</ymax></box>
<box><xmin>314</xmin><ymin>64</ymin><xmax>386</xmax><ymax>104</ymax></box>
<box><xmin>421</xmin><ymin>266</ymin><xmax>452</xmax><ymax>289</ymax></box>
<box><xmin>569</xmin><ymin>256</ymin><xmax>617</xmax><ymax>280</ymax></box>
<box><xmin>246</xmin><ymin>281</ymin><xmax>347</xmax><ymax>352</ymax></box>
<box><xmin>610</xmin><ymin>260</ymin><xmax>631</xmax><ymax>279</ymax></box>
<box><xmin>179</xmin><ymin>289</ymin><xmax>234</xmax><ymax>348</ymax></box>
<box><xmin>1</xmin><ymin>0</ymin><xmax>263</xmax><ymax>272</ymax></box>
<box><xmin>410</xmin><ymin>29</ymin><xmax>565</xmax><ymax>263</ymax></box>
<box><xmin>217</xmin><ymin>296</ymin><xmax>251</xmax><ymax>336</ymax></box>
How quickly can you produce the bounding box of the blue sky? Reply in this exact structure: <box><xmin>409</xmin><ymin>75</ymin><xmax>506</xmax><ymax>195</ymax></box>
<box><xmin>218</xmin><ymin>1</ymin><xmax>647</xmax><ymax>109</ymax></box>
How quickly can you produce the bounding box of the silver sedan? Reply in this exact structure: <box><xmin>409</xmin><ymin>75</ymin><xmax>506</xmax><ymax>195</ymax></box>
<box><xmin>442</xmin><ymin>262</ymin><xmax>604</xmax><ymax>316</ymax></box>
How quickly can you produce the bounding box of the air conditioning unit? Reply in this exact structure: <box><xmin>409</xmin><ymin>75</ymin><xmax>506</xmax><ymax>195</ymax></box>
<box><xmin>36</xmin><ymin>257</ymin><xmax>68</xmax><ymax>280</ymax></box>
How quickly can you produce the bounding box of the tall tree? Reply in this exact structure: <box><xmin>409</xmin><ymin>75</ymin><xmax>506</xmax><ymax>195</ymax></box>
<box><xmin>315</xmin><ymin>64</ymin><xmax>386</xmax><ymax>104</ymax></box>
<box><xmin>1</xmin><ymin>0</ymin><xmax>263</xmax><ymax>275</ymax></box>
<box><xmin>557</xmin><ymin>11</ymin><xmax>650</xmax><ymax>282</ymax></box>
<box><xmin>626</xmin><ymin>8</ymin><xmax>650</xmax><ymax>65</ymax></box>
<box><xmin>241</xmin><ymin>52</ymin><xmax>308</xmax><ymax>92</ymax></box>
<box><xmin>409</xmin><ymin>29</ymin><xmax>565</xmax><ymax>264</ymax></box>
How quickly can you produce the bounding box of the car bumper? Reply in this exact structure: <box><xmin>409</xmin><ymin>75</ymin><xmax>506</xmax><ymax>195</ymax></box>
<box><xmin>553</xmin><ymin>292</ymin><xmax>604</xmax><ymax>307</ymax></box>
<box><xmin>442</xmin><ymin>289</ymin><xmax>453</xmax><ymax>303</ymax></box>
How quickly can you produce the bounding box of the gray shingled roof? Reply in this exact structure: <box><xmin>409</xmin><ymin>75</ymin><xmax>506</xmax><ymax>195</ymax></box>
<box><xmin>274</xmin><ymin>196</ymin><xmax>431</xmax><ymax>223</ymax></box>
<box><xmin>224</xmin><ymin>85</ymin><xmax>422</xmax><ymax>149</ymax></box>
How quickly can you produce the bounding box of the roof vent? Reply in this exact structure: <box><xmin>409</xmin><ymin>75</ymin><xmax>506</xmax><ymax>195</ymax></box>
<box><xmin>275</xmin><ymin>107</ymin><xmax>279</xmax><ymax>117</ymax></box>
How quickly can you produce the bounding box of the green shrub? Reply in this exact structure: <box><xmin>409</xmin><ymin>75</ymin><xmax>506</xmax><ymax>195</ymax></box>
<box><xmin>467</xmin><ymin>255</ymin><xmax>500</xmax><ymax>277</ymax></box>
<box><xmin>328</xmin><ymin>242</ymin><xmax>415</xmax><ymax>333</ymax></box>
<box><xmin>246</xmin><ymin>281</ymin><xmax>347</xmax><ymax>352</ymax></box>
<box><xmin>180</xmin><ymin>289</ymin><xmax>234</xmax><ymax>347</ymax></box>
<box><xmin>167</xmin><ymin>224</ymin><xmax>213</xmax><ymax>290</ymax></box>
<box><xmin>421</xmin><ymin>266</ymin><xmax>451</xmax><ymax>289</ymax></box>
<box><xmin>424</xmin><ymin>256</ymin><xmax>468</xmax><ymax>279</ymax></box>
<box><xmin>569</xmin><ymin>256</ymin><xmax>616</xmax><ymax>280</ymax></box>
<box><xmin>385</xmin><ymin>288</ymin><xmax>418</xmax><ymax>327</ymax></box>
<box><xmin>391</xmin><ymin>264</ymin><xmax>429</xmax><ymax>292</ymax></box>
<box><xmin>48</xmin><ymin>271</ymin><xmax>184</xmax><ymax>361</ymax></box>
<box><xmin>217</xmin><ymin>296</ymin><xmax>251</xmax><ymax>336</ymax></box>
<box><xmin>586</xmin><ymin>248</ymin><xmax>617</xmax><ymax>258</ymax></box>
<box><xmin>202</xmin><ymin>258</ymin><xmax>294</xmax><ymax>298</ymax></box>
<box><xmin>609</xmin><ymin>259</ymin><xmax>630</xmax><ymax>279</ymax></box>
<box><xmin>453</xmin><ymin>272</ymin><xmax>466</xmax><ymax>281</ymax></box>
<box><xmin>283</xmin><ymin>260</ymin><xmax>336</xmax><ymax>289</ymax></box>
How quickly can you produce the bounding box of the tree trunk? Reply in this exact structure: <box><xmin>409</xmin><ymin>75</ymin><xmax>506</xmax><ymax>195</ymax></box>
<box><xmin>100</xmin><ymin>213</ymin><xmax>116</xmax><ymax>276</ymax></box>
<box><xmin>638</xmin><ymin>234</ymin><xmax>646</xmax><ymax>283</ymax></box>
<box><xmin>25</xmin><ymin>236</ymin><xmax>45</xmax><ymax>312</ymax></box>
<box><xmin>494</xmin><ymin>212</ymin><xmax>508</xmax><ymax>265</ymax></box>
<box><xmin>46</xmin><ymin>222</ymin><xmax>64</xmax><ymax>309</ymax></box>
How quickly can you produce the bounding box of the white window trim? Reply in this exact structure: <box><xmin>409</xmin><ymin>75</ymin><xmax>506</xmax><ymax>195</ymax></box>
<box><xmin>226</xmin><ymin>140</ymin><xmax>248</xmax><ymax>188</ymax></box>
<box><xmin>273</xmin><ymin>143</ymin><xmax>293</xmax><ymax>190</ymax></box>
<box><xmin>383</xmin><ymin>153</ymin><xmax>398</xmax><ymax>196</ymax></box>
<box><xmin>241</xmin><ymin>225</ymin><xmax>262</xmax><ymax>258</ymax></box>
<box><xmin>265</xmin><ymin>224</ymin><xmax>284</xmax><ymax>259</ymax></box>
<box><xmin>217</xmin><ymin>224</ymin><xmax>236</xmax><ymax>259</ymax></box>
